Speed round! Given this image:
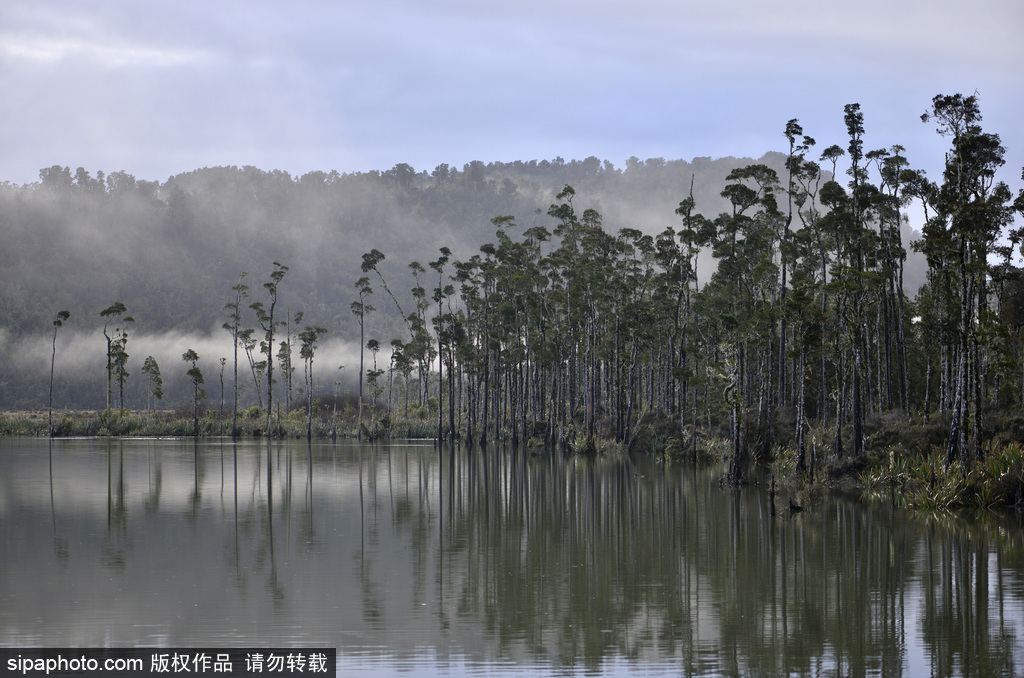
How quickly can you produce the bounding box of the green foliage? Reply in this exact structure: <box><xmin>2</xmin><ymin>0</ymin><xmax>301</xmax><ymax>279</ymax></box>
<box><xmin>863</xmin><ymin>443</ymin><xmax>1024</xmax><ymax>511</ymax></box>
<box><xmin>1</xmin><ymin>155</ymin><xmax>792</xmax><ymax>343</ymax></box>
<box><xmin>142</xmin><ymin>356</ymin><xmax>163</xmax><ymax>406</ymax></box>
<box><xmin>664</xmin><ymin>434</ymin><xmax>729</xmax><ymax>465</ymax></box>
<box><xmin>5</xmin><ymin>95</ymin><xmax>1024</xmax><ymax>527</ymax></box>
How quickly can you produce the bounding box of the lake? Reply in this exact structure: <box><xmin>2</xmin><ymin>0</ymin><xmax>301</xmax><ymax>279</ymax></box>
<box><xmin>2</xmin><ymin>437</ymin><xmax>1024</xmax><ymax>677</ymax></box>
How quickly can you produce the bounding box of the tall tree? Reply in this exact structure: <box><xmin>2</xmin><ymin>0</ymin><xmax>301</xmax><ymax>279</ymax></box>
<box><xmin>366</xmin><ymin>339</ymin><xmax>384</xmax><ymax>411</ymax></box>
<box><xmin>842</xmin><ymin>103</ymin><xmax>869</xmax><ymax>459</ymax></box>
<box><xmin>249</xmin><ymin>262</ymin><xmax>288</xmax><ymax>436</ymax></box>
<box><xmin>779</xmin><ymin>120</ymin><xmax>815</xmax><ymax>409</ymax></box>
<box><xmin>222</xmin><ymin>272</ymin><xmax>249</xmax><ymax>437</ymax></box>
<box><xmin>100</xmin><ymin>302</ymin><xmax>132</xmax><ymax>414</ymax></box>
<box><xmin>278</xmin><ymin>310</ymin><xmax>303</xmax><ymax>410</ymax></box>
<box><xmin>299</xmin><ymin>325</ymin><xmax>327</xmax><ymax>440</ymax></box>
<box><xmin>920</xmin><ymin>93</ymin><xmax>1012</xmax><ymax>465</ymax></box>
<box><xmin>182</xmin><ymin>349</ymin><xmax>206</xmax><ymax>437</ymax></box>
<box><xmin>111</xmin><ymin>327</ymin><xmax>132</xmax><ymax>412</ymax></box>
<box><xmin>671</xmin><ymin>179</ymin><xmax>715</xmax><ymax>452</ymax></box>
<box><xmin>709</xmin><ymin>164</ymin><xmax>781</xmax><ymax>476</ymax></box>
<box><xmin>239</xmin><ymin>328</ymin><xmax>265</xmax><ymax>410</ymax></box>
<box><xmin>351</xmin><ymin>276</ymin><xmax>374</xmax><ymax>439</ymax></box>
<box><xmin>142</xmin><ymin>356</ymin><xmax>163</xmax><ymax>412</ymax></box>
<box><xmin>48</xmin><ymin>310</ymin><xmax>70</xmax><ymax>437</ymax></box>
<box><xmin>429</xmin><ymin>246</ymin><xmax>452</xmax><ymax>443</ymax></box>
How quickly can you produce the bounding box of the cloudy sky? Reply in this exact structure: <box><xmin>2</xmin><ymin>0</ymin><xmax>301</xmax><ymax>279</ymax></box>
<box><xmin>1</xmin><ymin>0</ymin><xmax>1022</xmax><ymax>189</ymax></box>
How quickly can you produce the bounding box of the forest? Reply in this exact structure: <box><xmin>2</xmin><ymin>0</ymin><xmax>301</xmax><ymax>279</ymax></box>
<box><xmin>5</xmin><ymin>93</ymin><xmax>1024</xmax><ymax>489</ymax></box>
<box><xmin>1</xmin><ymin>143</ymin><xmax>840</xmax><ymax>410</ymax></box>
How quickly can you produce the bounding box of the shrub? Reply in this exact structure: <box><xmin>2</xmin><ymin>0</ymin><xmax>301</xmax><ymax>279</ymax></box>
<box><xmin>862</xmin><ymin>442</ymin><xmax>1024</xmax><ymax>511</ymax></box>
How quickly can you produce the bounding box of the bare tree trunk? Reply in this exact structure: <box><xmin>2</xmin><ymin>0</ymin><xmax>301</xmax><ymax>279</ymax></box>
<box><xmin>795</xmin><ymin>347</ymin><xmax>807</xmax><ymax>474</ymax></box>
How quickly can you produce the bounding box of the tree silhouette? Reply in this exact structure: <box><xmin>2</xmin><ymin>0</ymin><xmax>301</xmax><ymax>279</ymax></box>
<box><xmin>48</xmin><ymin>310</ymin><xmax>70</xmax><ymax>437</ymax></box>
<box><xmin>182</xmin><ymin>348</ymin><xmax>205</xmax><ymax>437</ymax></box>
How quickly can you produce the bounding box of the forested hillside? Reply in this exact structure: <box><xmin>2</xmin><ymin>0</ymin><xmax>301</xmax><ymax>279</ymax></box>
<box><xmin>1</xmin><ymin>152</ymin><xmax>821</xmax><ymax>337</ymax></box>
<box><xmin>0</xmin><ymin>150</ymin><xmax>839</xmax><ymax>408</ymax></box>
<box><xmin>5</xmin><ymin>92</ymin><xmax>1021</xmax><ymax>486</ymax></box>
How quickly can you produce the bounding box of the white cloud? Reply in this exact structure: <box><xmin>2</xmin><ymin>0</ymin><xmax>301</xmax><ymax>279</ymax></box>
<box><xmin>6</xmin><ymin>327</ymin><xmax>361</xmax><ymax>383</ymax></box>
<box><xmin>0</xmin><ymin>0</ymin><xmax>1020</xmax><ymax>188</ymax></box>
<box><xmin>0</xmin><ymin>34</ymin><xmax>207</xmax><ymax>68</ymax></box>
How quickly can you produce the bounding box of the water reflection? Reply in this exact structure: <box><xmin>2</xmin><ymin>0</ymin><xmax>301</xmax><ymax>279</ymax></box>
<box><xmin>2</xmin><ymin>437</ymin><xmax>1023</xmax><ymax>676</ymax></box>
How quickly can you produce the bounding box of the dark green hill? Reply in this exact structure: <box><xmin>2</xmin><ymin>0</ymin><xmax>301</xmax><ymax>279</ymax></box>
<box><xmin>1</xmin><ymin>153</ymin><xmax>800</xmax><ymax>339</ymax></box>
<box><xmin>0</xmin><ymin>152</ymin><xmax>927</xmax><ymax>409</ymax></box>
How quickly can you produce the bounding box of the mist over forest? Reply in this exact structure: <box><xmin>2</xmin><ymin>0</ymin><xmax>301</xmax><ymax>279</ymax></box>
<box><xmin>1</xmin><ymin>152</ymin><xmax>925</xmax><ymax>410</ymax></box>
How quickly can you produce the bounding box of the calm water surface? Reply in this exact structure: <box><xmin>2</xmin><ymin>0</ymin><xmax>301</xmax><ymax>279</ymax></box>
<box><xmin>2</xmin><ymin>437</ymin><xmax>1024</xmax><ymax>677</ymax></box>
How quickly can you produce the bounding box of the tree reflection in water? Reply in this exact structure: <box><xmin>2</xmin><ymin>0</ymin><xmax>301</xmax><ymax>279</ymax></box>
<box><xmin>4</xmin><ymin>437</ymin><xmax>1024</xmax><ymax>676</ymax></box>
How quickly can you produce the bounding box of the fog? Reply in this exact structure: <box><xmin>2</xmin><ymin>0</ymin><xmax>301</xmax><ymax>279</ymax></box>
<box><xmin>2</xmin><ymin>326</ymin><xmax>364</xmax><ymax>410</ymax></box>
<box><xmin>0</xmin><ymin>153</ymin><xmax>937</xmax><ymax>409</ymax></box>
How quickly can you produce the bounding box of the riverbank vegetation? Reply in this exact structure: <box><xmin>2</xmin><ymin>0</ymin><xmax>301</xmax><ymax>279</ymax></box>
<box><xmin>0</xmin><ymin>401</ymin><xmax>436</xmax><ymax>440</ymax></box>
<box><xmin>6</xmin><ymin>93</ymin><xmax>1024</xmax><ymax>510</ymax></box>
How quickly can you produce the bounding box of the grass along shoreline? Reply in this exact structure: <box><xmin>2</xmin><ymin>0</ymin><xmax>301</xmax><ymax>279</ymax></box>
<box><xmin>0</xmin><ymin>408</ymin><xmax>435</xmax><ymax>440</ymax></box>
<box><xmin>5</xmin><ymin>408</ymin><xmax>1024</xmax><ymax>513</ymax></box>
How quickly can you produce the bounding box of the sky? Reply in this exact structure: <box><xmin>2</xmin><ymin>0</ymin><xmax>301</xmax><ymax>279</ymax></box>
<box><xmin>1</xmin><ymin>0</ymin><xmax>1022</xmax><ymax>191</ymax></box>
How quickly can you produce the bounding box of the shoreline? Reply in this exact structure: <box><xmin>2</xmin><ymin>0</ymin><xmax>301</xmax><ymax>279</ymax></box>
<box><xmin>5</xmin><ymin>408</ymin><xmax>1024</xmax><ymax>514</ymax></box>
